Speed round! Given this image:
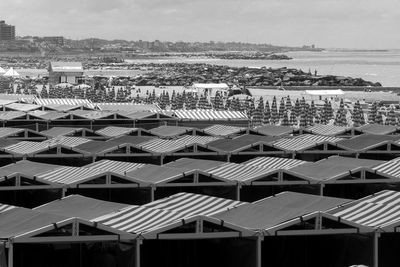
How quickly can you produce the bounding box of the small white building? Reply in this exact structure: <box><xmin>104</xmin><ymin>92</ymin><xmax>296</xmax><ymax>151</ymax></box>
<box><xmin>48</xmin><ymin>62</ymin><xmax>84</xmax><ymax>85</ymax></box>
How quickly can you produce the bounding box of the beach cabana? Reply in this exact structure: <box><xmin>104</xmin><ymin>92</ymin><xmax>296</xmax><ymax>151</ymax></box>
<box><xmin>0</xmin><ymin>206</ymin><xmax>133</xmax><ymax>267</ymax></box>
<box><xmin>286</xmin><ymin>156</ymin><xmax>392</xmax><ymax>198</ymax></box>
<box><xmin>213</xmin><ymin>191</ymin><xmax>373</xmax><ymax>267</ymax></box>
<box><xmin>249</xmin><ymin>125</ymin><xmax>300</xmax><ymax>137</ymax></box>
<box><xmin>201</xmin><ymin>124</ymin><xmax>248</xmax><ymax>137</ymax></box>
<box><xmin>94</xmin><ymin>192</ymin><xmax>255</xmax><ymax>267</ymax></box>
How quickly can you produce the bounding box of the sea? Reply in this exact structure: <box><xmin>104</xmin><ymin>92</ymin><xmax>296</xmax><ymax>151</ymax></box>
<box><xmin>17</xmin><ymin>50</ymin><xmax>400</xmax><ymax>87</ymax></box>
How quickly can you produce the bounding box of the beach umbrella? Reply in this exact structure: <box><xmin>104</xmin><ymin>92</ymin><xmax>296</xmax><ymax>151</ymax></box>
<box><xmin>171</xmin><ymin>93</ymin><xmax>177</xmax><ymax>110</ymax></box>
<box><xmin>281</xmin><ymin>111</ymin><xmax>290</xmax><ymax>126</ymax></box>
<box><xmin>328</xmin><ymin>101</ymin><xmax>334</xmax><ymax>120</ymax></box>
<box><xmin>285</xmin><ymin>95</ymin><xmax>292</xmax><ymax>111</ymax></box>
<box><xmin>252</xmin><ymin>103</ymin><xmax>263</xmax><ymax>126</ymax></box>
<box><xmin>335</xmin><ymin>99</ymin><xmax>346</xmax><ymax>126</ymax></box>
<box><xmin>375</xmin><ymin>112</ymin><xmax>383</xmax><ymax>124</ymax></box>
<box><xmin>368</xmin><ymin>102</ymin><xmax>378</xmax><ymax>123</ymax></box>
<box><xmin>248</xmin><ymin>100</ymin><xmax>256</xmax><ymax>119</ymax></box>
<box><xmin>387</xmin><ymin>108</ymin><xmax>396</xmax><ymax>125</ymax></box>
<box><xmin>289</xmin><ymin>110</ymin><xmax>297</xmax><ymax>126</ymax></box>
<box><xmin>299</xmin><ymin>108</ymin><xmax>307</xmax><ymax>128</ymax></box>
<box><xmin>271</xmin><ymin>97</ymin><xmax>278</xmax><ymax>124</ymax></box>
<box><xmin>278</xmin><ymin>97</ymin><xmax>286</xmax><ymax>120</ymax></box>
<box><xmin>300</xmin><ymin>97</ymin><xmax>306</xmax><ymax>110</ymax></box>
<box><xmin>306</xmin><ymin>104</ymin><xmax>314</xmax><ymax>126</ymax></box>
<box><xmin>263</xmin><ymin>100</ymin><xmax>271</xmax><ymax>124</ymax></box>
<box><xmin>294</xmin><ymin>99</ymin><xmax>301</xmax><ymax>117</ymax></box>
<box><xmin>310</xmin><ymin>100</ymin><xmax>316</xmax><ymax>118</ymax></box>
<box><xmin>314</xmin><ymin>113</ymin><xmax>321</xmax><ymax>124</ymax></box>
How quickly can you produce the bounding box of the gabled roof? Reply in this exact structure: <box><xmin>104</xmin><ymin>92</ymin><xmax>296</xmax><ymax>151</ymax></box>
<box><xmin>41</xmin><ymin>127</ymin><xmax>99</xmax><ymax>138</ymax></box>
<box><xmin>125</xmin><ymin>165</ymin><xmax>195</xmax><ymax>184</ymax></box>
<box><xmin>358</xmin><ymin>124</ymin><xmax>398</xmax><ymax>135</ymax></box>
<box><xmin>250</xmin><ymin>125</ymin><xmax>297</xmax><ymax>137</ymax></box>
<box><xmin>287</xmin><ymin>156</ymin><xmax>384</xmax><ymax>183</ymax></box>
<box><xmin>139</xmin><ymin>136</ymin><xmax>219</xmax><ymax>154</ymax></box>
<box><xmin>212</xmin><ymin>191</ymin><xmax>350</xmax><ymax>231</ymax></box>
<box><xmin>164</xmin><ymin>158</ymin><xmax>226</xmax><ymax>171</ymax></box>
<box><xmin>149</xmin><ymin>125</ymin><xmax>194</xmax><ymax>138</ymax></box>
<box><xmin>109</xmin><ymin>135</ymin><xmax>156</xmax><ymax>145</ymax></box>
<box><xmin>84</xmin><ymin>159</ymin><xmax>146</xmax><ymax>175</ymax></box>
<box><xmin>173</xmin><ymin>110</ymin><xmax>248</xmax><ymax>121</ymax></box>
<box><xmin>327</xmin><ymin>190</ymin><xmax>400</xmax><ymax>231</ymax></box>
<box><xmin>243</xmin><ymin>157</ymin><xmax>307</xmax><ymax>170</ymax></box>
<box><xmin>34</xmin><ymin>194</ymin><xmax>132</xmax><ymax>220</ymax></box>
<box><xmin>5</xmin><ymin>103</ymin><xmax>41</xmax><ymax>112</ymax></box>
<box><xmin>201</xmin><ymin>124</ymin><xmax>247</xmax><ymax>137</ymax></box>
<box><xmin>69</xmin><ymin>110</ymin><xmax>116</xmax><ymax>120</ymax></box>
<box><xmin>95</xmin><ymin>126</ymin><xmax>140</xmax><ymax>138</ymax></box>
<box><xmin>272</xmin><ymin>134</ymin><xmax>344</xmax><ymax>152</ymax></box>
<box><xmin>0</xmin><ymin>160</ymin><xmax>61</xmax><ymax>180</ymax></box>
<box><xmin>0</xmin><ymin>111</ymin><xmax>26</xmax><ymax>121</ymax></box>
<box><xmin>337</xmin><ymin>134</ymin><xmax>400</xmax><ymax>151</ymax></box>
<box><xmin>27</xmin><ymin>110</ymin><xmax>71</xmax><ymax>121</ymax></box>
<box><xmin>305</xmin><ymin>124</ymin><xmax>350</xmax><ymax>136</ymax></box>
<box><xmin>93</xmin><ymin>192</ymin><xmax>245</xmax><ymax>235</ymax></box>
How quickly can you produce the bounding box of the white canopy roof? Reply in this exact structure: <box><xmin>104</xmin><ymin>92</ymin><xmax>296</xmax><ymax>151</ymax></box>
<box><xmin>305</xmin><ymin>89</ymin><xmax>345</xmax><ymax>96</ymax></box>
<box><xmin>3</xmin><ymin>68</ymin><xmax>20</xmax><ymax>77</ymax></box>
<box><xmin>0</xmin><ymin>67</ymin><xmax>5</xmax><ymax>74</ymax></box>
<box><xmin>192</xmin><ymin>83</ymin><xmax>229</xmax><ymax>90</ymax></box>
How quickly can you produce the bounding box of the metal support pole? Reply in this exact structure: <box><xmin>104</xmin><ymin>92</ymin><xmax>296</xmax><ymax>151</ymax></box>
<box><xmin>373</xmin><ymin>232</ymin><xmax>380</xmax><ymax>267</ymax></box>
<box><xmin>319</xmin><ymin>184</ymin><xmax>324</xmax><ymax>196</ymax></box>
<box><xmin>256</xmin><ymin>236</ymin><xmax>262</xmax><ymax>267</ymax></box>
<box><xmin>8</xmin><ymin>242</ymin><xmax>13</xmax><ymax>267</ymax></box>
<box><xmin>236</xmin><ymin>184</ymin><xmax>241</xmax><ymax>201</ymax></box>
<box><xmin>150</xmin><ymin>186</ymin><xmax>155</xmax><ymax>202</ymax></box>
<box><xmin>136</xmin><ymin>239</ymin><xmax>142</xmax><ymax>267</ymax></box>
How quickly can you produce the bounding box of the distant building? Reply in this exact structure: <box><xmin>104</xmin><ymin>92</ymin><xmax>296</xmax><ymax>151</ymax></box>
<box><xmin>0</xmin><ymin>20</ymin><xmax>15</xmax><ymax>41</ymax></box>
<box><xmin>48</xmin><ymin>62</ymin><xmax>84</xmax><ymax>85</ymax></box>
<box><xmin>43</xmin><ymin>36</ymin><xmax>64</xmax><ymax>46</ymax></box>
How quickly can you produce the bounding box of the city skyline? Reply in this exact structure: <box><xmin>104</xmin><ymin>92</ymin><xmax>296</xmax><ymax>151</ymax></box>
<box><xmin>1</xmin><ymin>0</ymin><xmax>400</xmax><ymax>49</ymax></box>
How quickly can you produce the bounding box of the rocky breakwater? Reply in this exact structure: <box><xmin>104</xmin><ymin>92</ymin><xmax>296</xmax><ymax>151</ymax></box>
<box><xmin>132</xmin><ymin>63</ymin><xmax>382</xmax><ymax>87</ymax></box>
<box><xmin>204</xmin><ymin>52</ymin><xmax>292</xmax><ymax>60</ymax></box>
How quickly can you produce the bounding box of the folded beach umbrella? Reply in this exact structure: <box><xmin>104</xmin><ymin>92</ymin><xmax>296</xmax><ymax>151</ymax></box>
<box><xmin>294</xmin><ymin>98</ymin><xmax>300</xmax><ymax>117</ymax></box>
<box><xmin>263</xmin><ymin>100</ymin><xmax>271</xmax><ymax>124</ymax></box>
<box><xmin>368</xmin><ymin>102</ymin><xmax>377</xmax><ymax>123</ymax></box>
<box><xmin>252</xmin><ymin>103</ymin><xmax>263</xmax><ymax>126</ymax></box>
<box><xmin>285</xmin><ymin>95</ymin><xmax>292</xmax><ymax>110</ymax></box>
<box><xmin>278</xmin><ymin>97</ymin><xmax>286</xmax><ymax>119</ymax></box>
<box><xmin>258</xmin><ymin>96</ymin><xmax>264</xmax><ymax>114</ymax></box>
<box><xmin>387</xmin><ymin>108</ymin><xmax>396</xmax><ymax>126</ymax></box>
<box><xmin>281</xmin><ymin>111</ymin><xmax>290</xmax><ymax>126</ymax></box>
<box><xmin>299</xmin><ymin>109</ymin><xmax>307</xmax><ymax>128</ymax></box>
<box><xmin>375</xmin><ymin>112</ymin><xmax>383</xmax><ymax>124</ymax></box>
<box><xmin>271</xmin><ymin>97</ymin><xmax>278</xmax><ymax>124</ymax></box>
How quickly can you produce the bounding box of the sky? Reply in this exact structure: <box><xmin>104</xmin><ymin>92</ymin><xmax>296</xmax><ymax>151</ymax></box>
<box><xmin>1</xmin><ymin>0</ymin><xmax>400</xmax><ymax>49</ymax></box>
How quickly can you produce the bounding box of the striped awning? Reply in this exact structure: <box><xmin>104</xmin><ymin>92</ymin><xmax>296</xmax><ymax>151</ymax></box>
<box><xmin>96</xmin><ymin>126</ymin><xmax>139</xmax><ymax>138</ymax></box>
<box><xmin>0</xmin><ymin>203</ymin><xmax>15</xmax><ymax>213</ymax></box>
<box><xmin>173</xmin><ymin>110</ymin><xmax>248</xmax><ymax>121</ymax></box>
<box><xmin>373</xmin><ymin>160</ymin><xmax>400</xmax><ymax>178</ymax></box>
<box><xmin>36</xmin><ymin>166</ymin><xmax>109</xmax><ymax>185</ymax></box>
<box><xmin>139</xmin><ymin>136</ymin><xmax>219</xmax><ymax>154</ymax></box>
<box><xmin>43</xmin><ymin>136</ymin><xmax>91</xmax><ymax>148</ymax></box>
<box><xmin>35</xmin><ymin>97</ymin><xmax>94</xmax><ymax>108</ymax></box>
<box><xmin>272</xmin><ymin>134</ymin><xmax>343</xmax><ymax>152</ymax></box>
<box><xmin>85</xmin><ymin>159</ymin><xmax>146</xmax><ymax>175</ymax></box>
<box><xmin>208</xmin><ymin>162</ymin><xmax>277</xmax><ymax>182</ymax></box>
<box><xmin>28</xmin><ymin>110</ymin><xmax>71</xmax><ymax>121</ymax></box>
<box><xmin>5</xmin><ymin>103</ymin><xmax>41</xmax><ymax>112</ymax></box>
<box><xmin>306</xmin><ymin>124</ymin><xmax>349</xmax><ymax>136</ymax></box>
<box><xmin>202</xmin><ymin>124</ymin><xmax>247</xmax><ymax>137</ymax></box>
<box><xmin>328</xmin><ymin>190</ymin><xmax>400</xmax><ymax>228</ymax></box>
<box><xmin>4</xmin><ymin>141</ymin><xmax>53</xmax><ymax>155</ymax></box>
<box><xmin>94</xmin><ymin>192</ymin><xmax>245</xmax><ymax>234</ymax></box>
<box><xmin>243</xmin><ymin>157</ymin><xmax>307</xmax><ymax>170</ymax></box>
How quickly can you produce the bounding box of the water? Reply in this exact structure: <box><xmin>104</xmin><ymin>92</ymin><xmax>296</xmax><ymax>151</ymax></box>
<box><xmin>17</xmin><ymin>50</ymin><xmax>400</xmax><ymax>87</ymax></box>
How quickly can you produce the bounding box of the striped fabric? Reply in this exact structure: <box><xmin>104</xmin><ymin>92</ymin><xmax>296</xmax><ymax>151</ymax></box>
<box><xmin>6</xmin><ymin>103</ymin><xmax>41</xmax><ymax>112</ymax></box>
<box><xmin>4</xmin><ymin>141</ymin><xmax>51</xmax><ymax>155</ymax></box>
<box><xmin>202</xmin><ymin>124</ymin><xmax>246</xmax><ymax>137</ymax></box>
<box><xmin>272</xmin><ymin>134</ymin><xmax>343</xmax><ymax>151</ymax></box>
<box><xmin>35</xmin><ymin>97</ymin><xmax>94</xmax><ymax>108</ymax></box>
<box><xmin>144</xmin><ymin>192</ymin><xmax>244</xmax><ymax>217</ymax></box>
<box><xmin>373</xmin><ymin>160</ymin><xmax>400</xmax><ymax>178</ymax></box>
<box><xmin>329</xmin><ymin>190</ymin><xmax>400</xmax><ymax>228</ymax></box>
<box><xmin>0</xmin><ymin>203</ymin><xmax>15</xmax><ymax>213</ymax></box>
<box><xmin>96</xmin><ymin>126</ymin><xmax>139</xmax><ymax>138</ymax></box>
<box><xmin>174</xmin><ymin>110</ymin><xmax>248</xmax><ymax>120</ymax></box>
<box><xmin>94</xmin><ymin>192</ymin><xmax>245</xmax><ymax>234</ymax></box>
<box><xmin>140</xmin><ymin>136</ymin><xmax>219</xmax><ymax>153</ymax></box>
<box><xmin>306</xmin><ymin>124</ymin><xmax>348</xmax><ymax>136</ymax></box>
<box><xmin>36</xmin><ymin>166</ymin><xmax>107</xmax><ymax>185</ymax></box>
<box><xmin>208</xmin><ymin>162</ymin><xmax>276</xmax><ymax>182</ymax></box>
<box><xmin>85</xmin><ymin>159</ymin><xmax>146</xmax><ymax>175</ymax></box>
<box><xmin>243</xmin><ymin>157</ymin><xmax>307</xmax><ymax>170</ymax></box>
<box><xmin>43</xmin><ymin>137</ymin><xmax>91</xmax><ymax>148</ymax></box>
<box><xmin>0</xmin><ymin>128</ymin><xmax>24</xmax><ymax>138</ymax></box>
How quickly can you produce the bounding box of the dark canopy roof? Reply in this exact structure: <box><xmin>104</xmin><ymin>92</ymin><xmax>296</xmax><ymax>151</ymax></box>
<box><xmin>288</xmin><ymin>156</ymin><xmax>383</xmax><ymax>182</ymax></box>
<box><xmin>34</xmin><ymin>195</ymin><xmax>131</xmax><ymax>220</ymax></box>
<box><xmin>213</xmin><ymin>191</ymin><xmax>349</xmax><ymax>230</ymax></box>
<box><xmin>337</xmin><ymin>134</ymin><xmax>400</xmax><ymax>150</ymax></box>
<box><xmin>0</xmin><ymin>160</ymin><xmax>61</xmax><ymax>178</ymax></box>
<box><xmin>251</xmin><ymin>125</ymin><xmax>296</xmax><ymax>137</ymax></box>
